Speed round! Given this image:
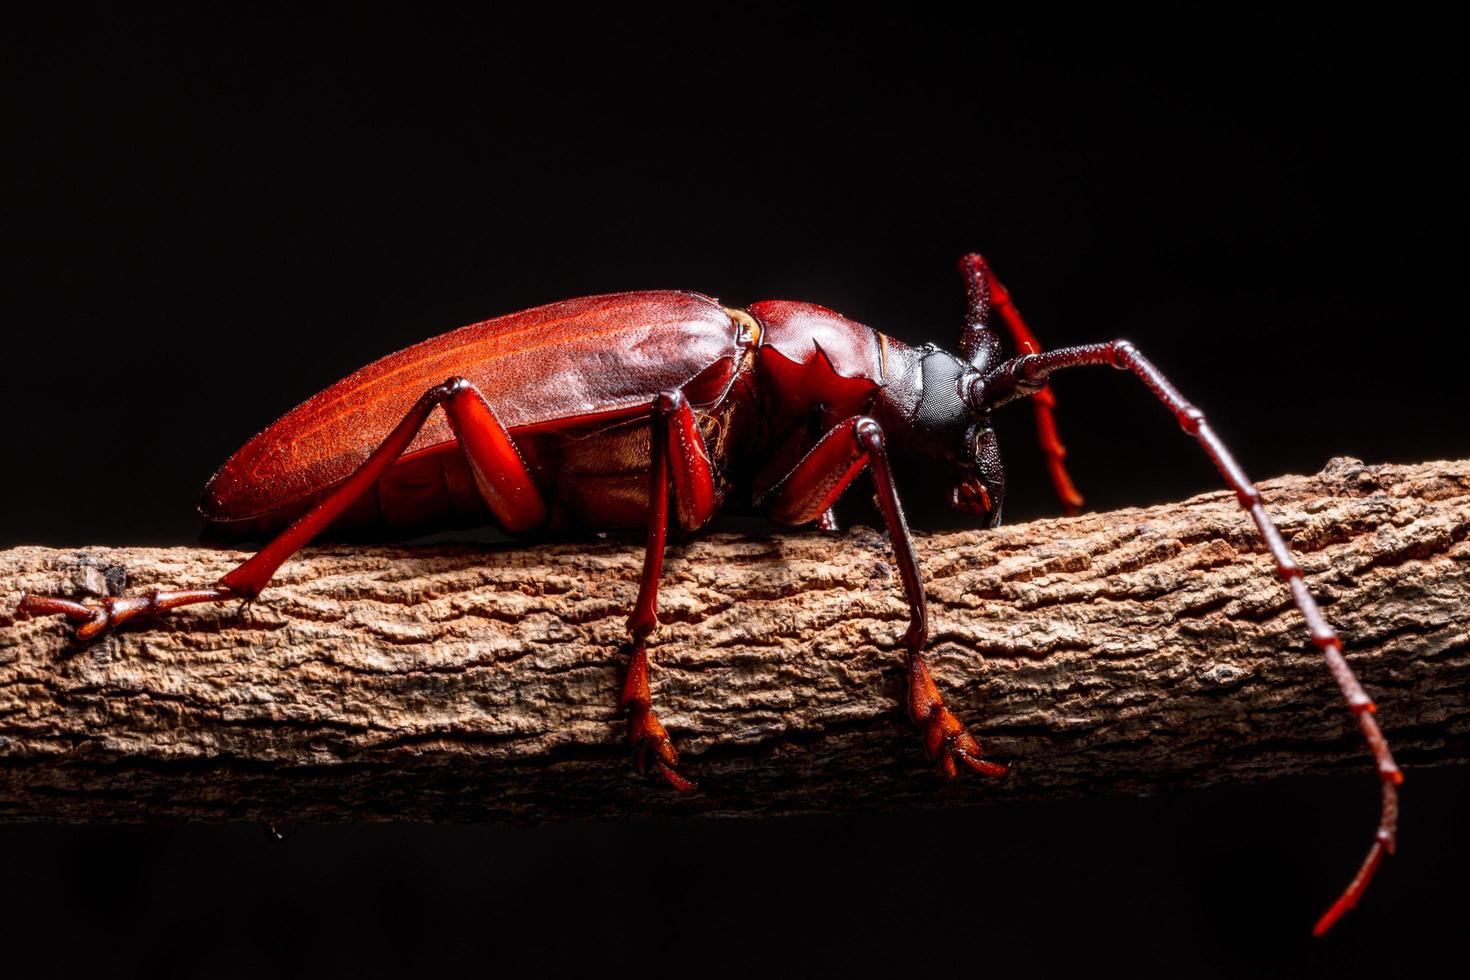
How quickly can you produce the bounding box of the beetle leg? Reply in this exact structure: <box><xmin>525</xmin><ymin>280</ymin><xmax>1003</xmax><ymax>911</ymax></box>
<box><xmin>620</xmin><ymin>390</ymin><xmax>718</xmax><ymax>794</ymax></box>
<box><xmin>440</xmin><ymin>379</ymin><xmax>549</xmax><ymax>534</ymax></box>
<box><xmin>20</xmin><ymin>377</ymin><xmax>546</xmax><ymax>636</ymax></box>
<box><xmin>959</xmin><ymin>254</ymin><xmax>1084</xmax><ymax>514</ymax></box>
<box><xmin>985</xmin><ymin>339</ymin><xmax>1403</xmax><ymax>934</ymax></box>
<box><xmin>761</xmin><ymin>416</ymin><xmax>1008</xmax><ymax>781</ymax></box>
<box><xmin>18</xmin><ymin>588</ymin><xmax>241</xmax><ymax>641</ymax></box>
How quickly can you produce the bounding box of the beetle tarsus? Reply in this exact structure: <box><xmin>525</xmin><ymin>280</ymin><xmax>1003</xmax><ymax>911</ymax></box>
<box><xmin>918</xmin><ymin>702</ymin><xmax>1008</xmax><ymax>781</ymax></box>
<box><xmin>627</xmin><ymin>710</ymin><xmax>694</xmax><ymax>793</ymax></box>
<box><xmin>653</xmin><ymin>759</ymin><xmax>696</xmax><ymax>795</ymax></box>
<box><xmin>907</xmin><ymin>648</ymin><xmax>1007</xmax><ymax>780</ymax></box>
<box><xmin>621</xmin><ymin>640</ymin><xmax>697</xmax><ymax>793</ymax></box>
<box><xmin>18</xmin><ymin>592</ymin><xmax>114</xmax><ymax>639</ymax></box>
<box><xmin>926</xmin><ymin>723</ymin><xmax>1002</xmax><ymax>780</ymax></box>
<box><xmin>625</xmin><ymin>692</ymin><xmax>696</xmax><ymax>793</ymax></box>
<box><xmin>18</xmin><ymin>586</ymin><xmax>238</xmax><ymax>638</ymax></box>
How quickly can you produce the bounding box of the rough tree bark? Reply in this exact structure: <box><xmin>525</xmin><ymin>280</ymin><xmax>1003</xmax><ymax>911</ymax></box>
<box><xmin>0</xmin><ymin>457</ymin><xmax>1466</xmax><ymax>822</ymax></box>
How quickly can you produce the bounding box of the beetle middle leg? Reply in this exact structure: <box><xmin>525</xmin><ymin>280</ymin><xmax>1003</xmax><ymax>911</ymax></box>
<box><xmin>760</xmin><ymin>416</ymin><xmax>1008</xmax><ymax>780</ymax></box>
<box><xmin>620</xmin><ymin>390</ymin><xmax>718</xmax><ymax>794</ymax></box>
<box><xmin>20</xmin><ymin>377</ymin><xmax>548</xmax><ymax>636</ymax></box>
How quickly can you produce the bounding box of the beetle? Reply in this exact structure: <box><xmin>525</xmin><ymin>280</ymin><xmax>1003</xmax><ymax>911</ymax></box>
<box><xmin>18</xmin><ymin>253</ymin><xmax>1399</xmax><ymax>934</ymax></box>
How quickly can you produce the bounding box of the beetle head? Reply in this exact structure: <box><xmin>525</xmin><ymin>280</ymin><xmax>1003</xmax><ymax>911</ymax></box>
<box><xmin>906</xmin><ymin>346</ymin><xmax>1006</xmax><ymax>527</ymax></box>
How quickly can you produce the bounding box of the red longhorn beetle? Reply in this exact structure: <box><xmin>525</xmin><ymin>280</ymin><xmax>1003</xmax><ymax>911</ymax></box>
<box><xmin>18</xmin><ymin>253</ymin><xmax>1399</xmax><ymax>935</ymax></box>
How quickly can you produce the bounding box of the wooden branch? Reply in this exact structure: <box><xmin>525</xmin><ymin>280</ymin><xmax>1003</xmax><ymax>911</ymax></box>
<box><xmin>1</xmin><ymin>457</ymin><xmax>1466</xmax><ymax>822</ymax></box>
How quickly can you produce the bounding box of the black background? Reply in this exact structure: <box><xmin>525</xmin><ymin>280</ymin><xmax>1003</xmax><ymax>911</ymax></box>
<box><xmin>4</xmin><ymin>9</ymin><xmax>1467</xmax><ymax>977</ymax></box>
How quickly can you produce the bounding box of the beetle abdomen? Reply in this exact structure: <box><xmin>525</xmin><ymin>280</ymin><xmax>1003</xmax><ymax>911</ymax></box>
<box><xmin>202</xmin><ymin>291</ymin><xmax>744</xmax><ymax>523</ymax></box>
<box><xmin>206</xmin><ymin>356</ymin><xmax>756</xmax><ymax>539</ymax></box>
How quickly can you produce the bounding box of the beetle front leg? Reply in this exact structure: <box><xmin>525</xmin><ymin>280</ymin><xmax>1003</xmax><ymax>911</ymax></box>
<box><xmin>762</xmin><ymin>417</ymin><xmax>1008</xmax><ymax>780</ymax></box>
<box><xmin>620</xmin><ymin>390</ymin><xmax>718</xmax><ymax>794</ymax></box>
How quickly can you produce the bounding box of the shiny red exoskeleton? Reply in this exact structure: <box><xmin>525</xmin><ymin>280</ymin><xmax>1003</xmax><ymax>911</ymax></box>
<box><xmin>19</xmin><ymin>254</ymin><xmax>1399</xmax><ymax>935</ymax></box>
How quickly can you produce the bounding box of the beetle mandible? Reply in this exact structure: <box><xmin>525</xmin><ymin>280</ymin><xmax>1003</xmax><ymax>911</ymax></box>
<box><xmin>18</xmin><ymin>252</ymin><xmax>1400</xmax><ymax>934</ymax></box>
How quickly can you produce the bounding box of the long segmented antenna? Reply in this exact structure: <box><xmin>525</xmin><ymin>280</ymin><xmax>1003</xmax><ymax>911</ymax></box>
<box><xmin>958</xmin><ymin>254</ymin><xmax>1084</xmax><ymax>514</ymax></box>
<box><xmin>981</xmin><ymin>338</ymin><xmax>1402</xmax><ymax>935</ymax></box>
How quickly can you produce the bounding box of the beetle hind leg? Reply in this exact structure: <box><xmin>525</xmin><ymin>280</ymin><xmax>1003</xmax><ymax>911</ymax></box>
<box><xmin>18</xmin><ymin>587</ymin><xmax>239</xmax><ymax>640</ymax></box>
<box><xmin>20</xmin><ymin>377</ymin><xmax>548</xmax><ymax>637</ymax></box>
